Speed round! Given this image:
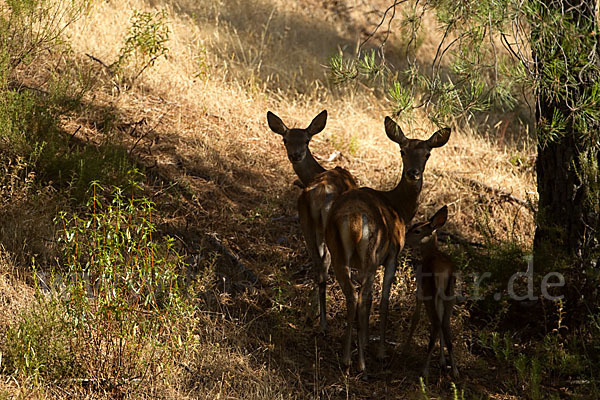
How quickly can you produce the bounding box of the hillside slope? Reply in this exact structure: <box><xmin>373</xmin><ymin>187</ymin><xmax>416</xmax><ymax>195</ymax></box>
<box><xmin>0</xmin><ymin>0</ymin><xmax>558</xmax><ymax>399</ymax></box>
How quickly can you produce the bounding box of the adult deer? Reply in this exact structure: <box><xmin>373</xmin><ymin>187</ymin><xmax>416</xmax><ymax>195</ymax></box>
<box><xmin>325</xmin><ymin>117</ymin><xmax>450</xmax><ymax>372</ymax></box>
<box><xmin>267</xmin><ymin>110</ymin><xmax>328</xmax><ymax>188</ymax></box>
<box><xmin>267</xmin><ymin>110</ymin><xmax>357</xmax><ymax>332</ymax></box>
<box><xmin>403</xmin><ymin>205</ymin><xmax>459</xmax><ymax>378</ymax></box>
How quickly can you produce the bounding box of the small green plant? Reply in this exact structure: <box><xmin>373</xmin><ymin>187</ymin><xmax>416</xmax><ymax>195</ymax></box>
<box><xmin>348</xmin><ymin>135</ymin><xmax>359</xmax><ymax>156</ymax></box>
<box><xmin>4</xmin><ymin>294</ymin><xmax>81</xmax><ymax>382</ymax></box>
<box><xmin>194</xmin><ymin>44</ymin><xmax>210</xmax><ymax>79</ymax></box>
<box><xmin>30</xmin><ymin>180</ymin><xmax>190</xmax><ymax>394</ymax></box>
<box><xmin>115</xmin><ymin>9</ymin><xmax>170</xmax><ymax>85</ymax></box>
<box><xmin>489</xmin><ymin>332</ymin><xmax>514</xmax><ymax>361</ymax></box>
<box><xmin>451</xmin><ymin>382</ymin><xmax>466</xmax><ymax>400</ymax></box>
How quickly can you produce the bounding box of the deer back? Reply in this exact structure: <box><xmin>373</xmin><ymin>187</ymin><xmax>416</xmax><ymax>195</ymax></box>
<box><xmin>300</xmin><ymin>167</ymin><xmax>357</xmax><ymax>228</ymax></box>
<box><xmin>328</xmin><ymin>188</ymin><xmax>405</xmax><ymax>270</ymax></box>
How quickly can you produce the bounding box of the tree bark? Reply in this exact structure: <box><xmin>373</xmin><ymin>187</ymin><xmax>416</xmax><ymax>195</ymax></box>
<box><xmin>533</xmin><ymin>0</ymin><xmax>600</xmax><ymax>317</ymax></box>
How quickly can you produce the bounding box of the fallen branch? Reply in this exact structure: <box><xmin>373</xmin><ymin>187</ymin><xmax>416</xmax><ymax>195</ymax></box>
<box><xmin>69</xmin><ymin>125</ymin><xmax>81</xmax><ymax>141</ymax></box>
<box><xmin>438</xmin><ymin>231</ymin><xmax>485</xmax><ymax>248</ymax></box>
<box><xmin>460</xmin><ymin>176</ymin><xmax>536</xmax><ymax>213</ymax></box>
<box><xmin>205</xmin><ymin>233</ymin><xmax>259</xmax><ymax>287</ymax></box>
<box><xmin>85</xmin><ymin>53</ymin><xmax>120</xmax><ymax>94</ymax></box>
<box><xmin>85</xmin><ymin>53</ymin><xmax>113</xmax><ymax>73</ymax></box>
<box><xmin>433</xmin><ymin>170</ymin><xmax>536</xmax><ymax>213</ymax></box>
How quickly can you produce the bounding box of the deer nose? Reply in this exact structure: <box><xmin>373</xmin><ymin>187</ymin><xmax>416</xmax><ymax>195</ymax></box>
<box><xmin>289</xmin><ymin>152</ymin><xmax>304</xmax><ymax>162</ymax></box>
<box><xmin>407</xmin><ymin>169</ymin><xmax>421</xmax><ymax>180</ymax></box>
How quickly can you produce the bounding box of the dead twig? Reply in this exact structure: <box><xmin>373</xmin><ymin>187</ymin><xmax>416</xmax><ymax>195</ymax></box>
<box><xmin>85</xmin><ymin>53</ymin><xmax>113</xmax><ymax>73</ymax></box>
<box><xmin>205</xmin><ymin>233</ymin><xmax>260</xmax><ymax>287</ymax></box>
<box><xmin>433</xmin><ymin>170</ymin><xmax>536</xmax><ymax>212</ymax></box>
<box><xmin>86</xmin><ymin>53</ymin><xmax>121</xmax><ymax>94</ymax></box>
<box><xmin>460</xmin><ymin>176</ymin><xmax>536</xmax><ymax>213</ymax></box>
<box><xmin>438</xmin><ymin>231</ymin><xmax>485</xmax><ymax>248</ymax></box>
<box><xmin>69</xmin><ymin>125</ymin><xmax>82</xmax><ymax>141</ymax></box>
<box><xmin>359</xmin><ymin>0</ymin><xmax>410</xmax><ymax>56</ymax></box>
<box><xmin>128</xmin><ymin>115</ymin><xmax>163</xmax><ymax>156</ymax></box>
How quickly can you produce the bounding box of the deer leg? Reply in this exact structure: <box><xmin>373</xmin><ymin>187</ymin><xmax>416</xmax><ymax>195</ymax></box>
<box><xmin>315</xmin><ymin>228</ymin><xmax>329</xmax><ymax>334</ymax></box>
<box><xmin>357</xmin><ymin>275</ymin><xmax>375</xmax><ymax>372</ymax></box>
<box><xmin>439</xmin><ymin>325</ymin><xmax>447</xmax><ymax>368</ymax></box>
<box><xmin>422</xmin><ymin>300</ymin><xmax>439</xmax><ymax>377</ymax></box>
<box><xmin>298</xmin><ymin>200</ymin><xmax>328</xmax><ymax>332</ymax></box>
<box><xmin>437</xmin><ymin>297</ymin><xmax>447</xmax><ymax>369</ymax></box>
<box><xmin>404</xmin><ymin>264</ymin><xmax>424</xmax><ymax>354</ymax></box>
<box><xmin>402</xmin><ymin>298</ymin><xmax>421</xmax><ymax>354</ymax></box>
<box><xmin>340</xmin><ymin>278</ymin><xmax>357</xmax><ymax>372</ymax></box>
<box><xmin>377</xmin><ymin>253</ymin><xmax>398</xmax><ymax>361</ymax></box>
<box><xmin>331</xmin><ymin>247</ymin><xmax>356</xmax><ymax>371</ymax></box>
<box><xmin>443</xmin><ymin>300</ymin><xmax>459</xmax><ymax>379</ymax></box>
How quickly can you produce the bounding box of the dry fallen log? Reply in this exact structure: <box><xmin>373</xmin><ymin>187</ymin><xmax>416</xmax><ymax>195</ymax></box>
<box><xmin>461</xmin><ymin>176</ymin><xmax>535</xmax><ymax>212</ymax></box>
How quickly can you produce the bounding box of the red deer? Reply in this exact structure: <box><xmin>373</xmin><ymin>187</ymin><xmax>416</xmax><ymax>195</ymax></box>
<box><xmin>268</xmin><ymin>110</ymin><xmax>357</xmax><ymax>332</ymax></box>
<box><xmin>325</xmin><ymin>117</ymin><xmax>450</xmax><ymax>372</ymax></box>
<box><xmin>403</xmin><ymin>205</ymin><xmax>459</xmax><ymax>378</ymax></box>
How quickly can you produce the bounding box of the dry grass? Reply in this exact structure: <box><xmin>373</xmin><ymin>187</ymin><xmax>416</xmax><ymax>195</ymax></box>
<box><xmin>0</xmin><ymin>0</ymin><xmax>542</xmax><ymax>398</ymax></box>
<box><xmin>66</xmin><ymin>0</ymin><xmax>537</xmax><ymax>241</ymax></box>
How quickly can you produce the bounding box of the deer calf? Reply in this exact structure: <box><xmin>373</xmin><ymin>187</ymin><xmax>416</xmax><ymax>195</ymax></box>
<box><xmin>404</xmin><ymin>205</ymin><xmax>459</xmax><ymax>378</ymax></box>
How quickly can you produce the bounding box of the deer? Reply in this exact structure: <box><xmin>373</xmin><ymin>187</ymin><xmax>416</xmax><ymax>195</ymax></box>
<box><xmin>325</xmin><ymin>116</ymin><xmax>450</xmax><ymax>373</ymax></box>
<box><xmin>267</xmin><ymin>110</ymin><xmax>357</xmax><ymax>333</ymax></box>
<box><xmin>267</xmin><ymin>110</ymin><xmax>328</xmax><ymax>188</ymax></box>
<box><xmin>402</xmin><ymin>205</ymin><xmax>459</xmax><ymax>379</ymax></box>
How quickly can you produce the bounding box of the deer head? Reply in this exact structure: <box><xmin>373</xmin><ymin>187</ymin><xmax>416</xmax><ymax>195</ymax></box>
<box><xmin>384</xmin><ymin>117</ymin><xmax>450</xmax><ymax>182</ymax></box>
<box><xmin>406</xmin><ymin>205</ymin><xmax>448</xmax><ymax>248</ymax></box>
<box><xmin>267</xmin><ymin>110</ymin><xmax>327</xmax><ymax>164</ymax></box>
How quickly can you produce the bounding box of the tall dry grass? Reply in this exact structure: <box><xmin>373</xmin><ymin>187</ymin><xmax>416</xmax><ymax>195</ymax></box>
<box><xmin>66</xmin><ymin>0</ymin><xmax>536</xmax><ymax>243</ymax></box>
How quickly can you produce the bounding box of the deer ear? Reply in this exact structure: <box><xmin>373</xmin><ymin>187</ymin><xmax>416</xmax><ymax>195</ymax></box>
<box><xmin>430</xmin><ymin>205</ymin><xmax>448</xmax><ymax>229</ymax></box>
<box><xmin>306</xmin><ymin>110</ymin><xmax>327</xmax><ymax>136</ymax></box>
<box><xmin>427</xmin><ymin>127</ymin><xmax>450</xmax><ymax>148</ymax></box>
<box><xmin>384</xmin><ymin>116</ymin><xmax>408</xmax><ymax>146</ymax></box>
<box><xmin>267</xmin><ymin>111</ymin><xmax>288</xmax><ymax>136</ymax></box>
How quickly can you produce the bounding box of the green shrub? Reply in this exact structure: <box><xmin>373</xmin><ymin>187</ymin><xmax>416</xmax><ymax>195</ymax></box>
<box><xmin>55</xmin><ymin>181</ymin><xmax>191</xmax><ymax>393</ymax></box>
<box><xmin>4</xmin><ymin>295</ymin><xmax>81</xmax><ymax>382</ymax></box>
<box><xmin>0</xmin><ymin>0</ymin><xmax>90</xmax><ymax>77</ymax></box>
<box><xmin>5</xmin><ymin>181</ymin><xmax>192</xmax><ymax>395</ymax></box>
<box><xmin>0</xmin><ymin>0</ymin><xmax>134</xmax><ymax>202</ymax></box>
<box><xmin>114</xmin><ymin>9</ymin><xmax>170</xmax><ymax>85</ymax></box>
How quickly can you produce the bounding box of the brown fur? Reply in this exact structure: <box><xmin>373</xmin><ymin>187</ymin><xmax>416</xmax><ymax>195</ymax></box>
<box><xmin>403</xmin><ymin>205</ymin><xmax>459</xmax><ymax>378</ymax></box>
<box><xmin>325</xmin><ymin>117</ymin><xmax>450</xmax><ymax>373</ymax></box>
<box><xmin>297</xmin><ymin>166</ymin><xmax>357</xmax><ymax>332</ymax></box>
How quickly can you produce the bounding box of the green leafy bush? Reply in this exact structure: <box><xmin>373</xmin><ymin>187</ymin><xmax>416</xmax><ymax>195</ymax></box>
<box><xmin>114</xmin><ymin>9</ymin><xmax>170</xmax><ymax>85</ymax></box>
<box><xmin>5</xmin><ymin>182</ymin><xmax>192</xmax><ymax>395</ymax></box>
<box><xmin>4</xmin><ymin>296</ymin><xmax>81</xmax><ymax>382</ymax></box>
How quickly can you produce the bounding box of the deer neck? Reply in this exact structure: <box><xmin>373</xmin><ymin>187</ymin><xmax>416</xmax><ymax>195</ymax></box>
<box><xmin>383</xmin><ymin>172</ymin><xmax>422</xmax><ymax>223</ymax></box>
<box><xmin>420</xmin><ymin>235</ymin><xmax>439</xmax><ymax>257</ymax></box>
<box><xmin>292</xmin><ymin>149</ymin><xmax>326</xmax><ymax>186</ymax></box>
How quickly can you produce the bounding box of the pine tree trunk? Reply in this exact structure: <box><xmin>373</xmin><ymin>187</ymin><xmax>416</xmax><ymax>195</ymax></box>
<box><xmin>533</xmin><ymin>107</ymin><xmax>598</xmax><ymax>267</ymax></box>
<box><xmin>533</xmin><ymin>0</ymin><xmax>600</xmax><ymax>317</ymax></box>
